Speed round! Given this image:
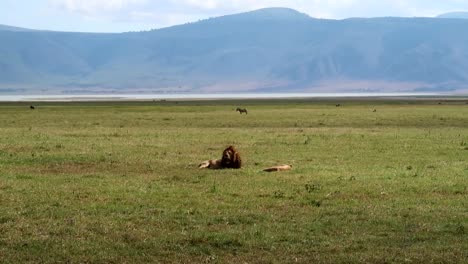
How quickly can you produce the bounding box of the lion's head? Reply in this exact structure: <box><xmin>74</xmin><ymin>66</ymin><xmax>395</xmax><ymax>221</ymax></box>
<box><xmin>221</xmin><ymin>146</ymin><xmax>242</xmax><ymax>169</ymax></box>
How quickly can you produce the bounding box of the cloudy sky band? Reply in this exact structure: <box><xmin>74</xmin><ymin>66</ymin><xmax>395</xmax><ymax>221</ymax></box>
<box><xmin>1</xmin><ymin>0</ymin><xmax>468</xmax><ymax>32</ymax></box>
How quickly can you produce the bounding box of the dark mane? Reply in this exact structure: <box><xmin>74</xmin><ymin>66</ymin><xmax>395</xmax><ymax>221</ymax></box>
<box><xmin>221</xmin><ymin>146</ymin><xmax>242</xmax><ymax>169</ymax></box>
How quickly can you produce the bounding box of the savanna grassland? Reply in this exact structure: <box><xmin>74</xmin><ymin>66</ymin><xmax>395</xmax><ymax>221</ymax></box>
<box><xmin>0</xmin><ymin>99</ymin><xmax>467</xmax><ymax>263</ymax></box>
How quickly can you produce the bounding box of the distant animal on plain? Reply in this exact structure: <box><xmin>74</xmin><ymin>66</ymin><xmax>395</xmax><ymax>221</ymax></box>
<box><xmin>198</xmin><ymin>145</ymin><xmax>242</xmax><ymax>169</ymax></box>
<box><xmin>335</xmin><ymin>104</ymin><xmax>341</xmax><ymax>107</ymax></box>
<box><xmin>30</xmin><ymin>105</ymin><xmax>35</xmax><ymax>109</ymax></box>
<box><xmin>373</xmin><ymin>109</ymin><xmax>377</xmax><ymax>112</ymax></box>
<box><xmin>236</xmin><ymin>108</ymin><xmax>248</xmax><ymax>114</ymax></box>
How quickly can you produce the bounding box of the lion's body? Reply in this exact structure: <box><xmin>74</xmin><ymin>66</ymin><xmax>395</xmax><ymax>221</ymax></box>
<box><xmin>198</xmin><ymin>159</ymin><xmax>223</xmax><ymax>169</ymax></box>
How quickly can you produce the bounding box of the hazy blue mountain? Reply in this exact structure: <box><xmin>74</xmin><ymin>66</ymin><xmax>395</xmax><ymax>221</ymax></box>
<box><xmin>2</xmin><ymin>7</ymin><xmax>468</xmax><ymax>94</ymax></box>
<box><xmin>0</xmin><ymin>25</ymin><xmax>33</xmax><ymax>32</ymax></box>
<box><xmin>437</xmin><ymin>12</ymin><xmax>468</xmax><ymax>19</ymax></box>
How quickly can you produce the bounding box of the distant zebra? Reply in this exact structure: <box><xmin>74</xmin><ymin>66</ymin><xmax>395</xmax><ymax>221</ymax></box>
<box><xmin>30</xmin><ymin>105</ymin><xmax>35</xmax><ymax>110</ymax></box>
<box><xmin>236</xmin><ymin>108</ymin><xmax>248</xmax><ymax>114</ymax></box>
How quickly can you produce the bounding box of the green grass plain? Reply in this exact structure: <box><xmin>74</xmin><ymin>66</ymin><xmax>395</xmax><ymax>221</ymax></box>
<box><xmin>0</xmin><ymin>99</ymin><xmax>467</xmax><ymax>263</ymax></box>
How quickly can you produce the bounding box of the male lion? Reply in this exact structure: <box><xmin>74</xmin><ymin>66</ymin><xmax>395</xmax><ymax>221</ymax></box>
<box><xmin>198</xmin><ymin>146</ymin><xmax>242</xmax><ymax>169</ymax></box>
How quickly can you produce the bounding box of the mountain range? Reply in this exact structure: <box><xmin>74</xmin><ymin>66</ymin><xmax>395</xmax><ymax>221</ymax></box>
<box><xmin>437</xmin><ymin>12</ymin><xmax>468</xmax><ymax>19</ymax></box>
<box><xmin>1</xmin><ymin>8</ymin><xmax>468</xmax><ymax>94</ymax></box>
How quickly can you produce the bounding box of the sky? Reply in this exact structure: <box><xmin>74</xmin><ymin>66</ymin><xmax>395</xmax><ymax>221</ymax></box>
<box><xmin>1</xmin><ymin>0</ymin><xmax>468</xmax><ymax>33</ymax></box>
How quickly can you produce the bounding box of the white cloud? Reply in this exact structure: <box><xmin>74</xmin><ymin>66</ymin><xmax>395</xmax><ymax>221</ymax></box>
<box><xmin>50</xmin><ymin>0</ymin><xmax>147</xmax><ymax>16</ymax></box>
<box><xmin>46</xmin><ymin>0</ymin><xmax>468</xmax><ymax>31</ymax></box>
<box><xmin>179</xmin><ymin>0</ymin><xmax>220</xmax><ymax>10</ymax></box>
<box><xmin>176</xmin><ymin>0</ymin><xmax>468</xmax><ymax>18</ymax></box>
<box><xmin>173</xmin><ymin>0</ymin><xmax>356</xmax><ymax>14</ymax></box>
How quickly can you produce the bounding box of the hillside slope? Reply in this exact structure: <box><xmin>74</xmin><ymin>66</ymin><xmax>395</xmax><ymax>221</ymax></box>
<box><xmin>1</xmin><ymin>8</ymin><xmax>468</xmax><ymax>93</ymax></box>
<box><xmin>437</xmin><ymin>12</ymin><xmax>468</xmax><ymax>19</ymax></box>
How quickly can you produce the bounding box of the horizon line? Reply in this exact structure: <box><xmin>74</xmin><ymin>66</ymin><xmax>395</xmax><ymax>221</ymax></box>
<box><xmin>1</xmin><ymin>7</ymin><xmax>466</xmax><ymax>34</ymax></box>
